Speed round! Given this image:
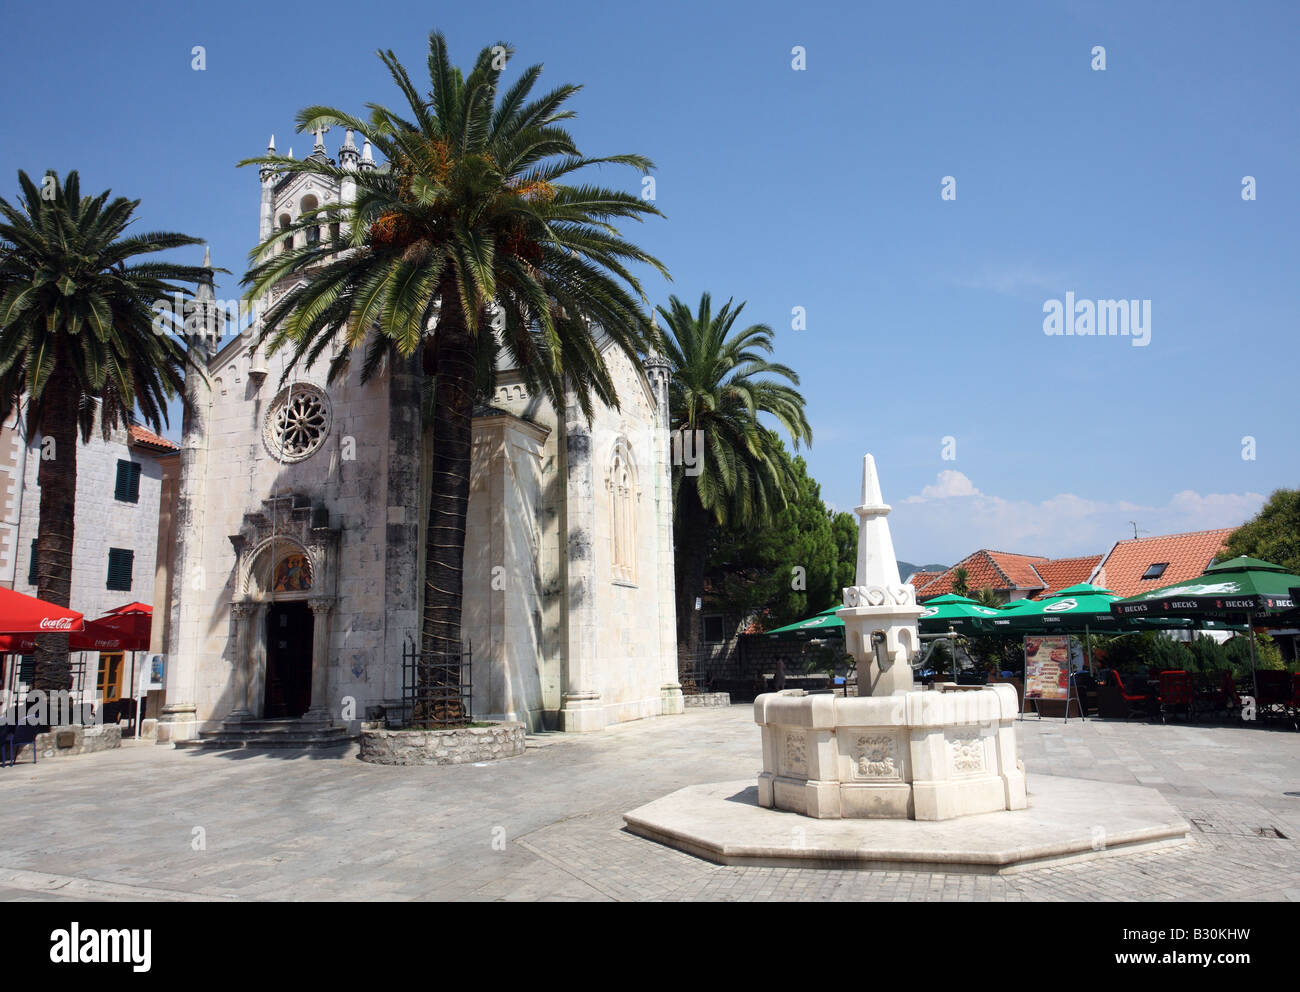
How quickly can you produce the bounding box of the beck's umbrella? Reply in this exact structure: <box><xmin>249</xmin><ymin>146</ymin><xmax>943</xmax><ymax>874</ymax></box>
<box><xmin>1111</xmin><ymin>556</ymin><xmax>1300</xmax><ymax>687</ymax></box>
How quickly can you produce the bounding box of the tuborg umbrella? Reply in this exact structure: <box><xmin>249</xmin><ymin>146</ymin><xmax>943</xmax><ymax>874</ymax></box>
<box><xmin>979</xmin><ymin>584</ymin><xmax>1126</xmax><ymax>634</ymax></box>
<box><xmin>764</xmin><ymin>605</ymin><xmax>844</xmax><ymax>638</ymax></box>
<box><xmin>918</xmin><ymin>594</ymin><xmax>1003</xmax><ymax>634</ymax></box>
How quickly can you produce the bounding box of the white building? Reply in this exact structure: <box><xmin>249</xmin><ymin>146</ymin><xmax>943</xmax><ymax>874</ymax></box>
<box><xmin>0</xmin><ymin>407</ymin><xmax>176</xmax><ymax>703</ymax></box>
<box><xmin>156</xmin><ymin>129</ymin><xmax>683</xmax><ymax>743</ymax></box>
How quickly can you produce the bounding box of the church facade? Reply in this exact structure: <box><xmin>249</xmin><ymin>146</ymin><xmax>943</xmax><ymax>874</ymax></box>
<box><xmin>156</xmin><ymin>129</ymin><xmax>683</xmax><ymax>742</ymax></box>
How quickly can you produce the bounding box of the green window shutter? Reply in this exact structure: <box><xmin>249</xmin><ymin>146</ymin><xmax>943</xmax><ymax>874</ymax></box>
<box><xmin>115</xmin><ymin>460</ymin><xmax>141</xmax><ymax>503</ymax></box>
<box><xmin>27</xmin><ymin>539</ymin><xmax>37</xmax><ymax>586</ymax></box>
<box><xmin>18</xmin><ymin>655</ymin><xmax>35</xmax><ymax>684</ymax></box>
<box><xmin>106</xmin><ymin>547</ymin><xmax>134</xmax><ymax>591</ymax></box>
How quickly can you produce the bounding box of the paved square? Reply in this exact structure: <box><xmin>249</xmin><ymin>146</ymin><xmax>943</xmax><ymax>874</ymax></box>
<box><xmin>1</xmin><ymin>707</ymin><xmax>1297</xmax><ymax>901</ymax></box>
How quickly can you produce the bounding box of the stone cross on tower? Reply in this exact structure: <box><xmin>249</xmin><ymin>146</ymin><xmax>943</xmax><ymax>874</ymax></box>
<box><xmin>838</xmin><ymin>454</ymin><xmax>921</xmax><ymax>696</ymax></box>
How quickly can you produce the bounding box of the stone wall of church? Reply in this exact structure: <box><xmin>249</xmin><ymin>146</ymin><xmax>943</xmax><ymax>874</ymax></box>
<box><xmin>179</xmin><ymin>334</ymin><xmax>409</xmax><ymax>731</ymax></box>
<box><xmin>464</xmin><ymin>413</ymin><xmax>549</xmax><ymax>729</ymax></box>
<box><xmin>585</xmin><ymin>353</ymin><xmax>673</xmax><ymax>723</ymax></box>
<box><xmin>477</xmin><ymin>341</ymin><xmax>678</xmax><ymax>731</ymax></box>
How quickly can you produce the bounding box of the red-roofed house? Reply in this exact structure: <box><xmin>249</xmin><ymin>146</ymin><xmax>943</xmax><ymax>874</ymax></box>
<box><xmin>127</xmin><ymin>424</ymin><xmax>180</xmax><ymax>454</ymax></box>
<box><xmin>903</xmin><ymin>569</ymin><xmax>942</xmax><ymax>591</ymax></box>
<box><xmin>1091</xmin><ymin>528</ymin><xmax>1234</xmax><ymax>599</ymax></box>
<box><xmin>1030</xmin><ymin>554</ymin><xmax>1105</xmax><ymax>599</ymax></box>
<box><xmin>912</xmin><ymin>550</ymin><xmax>1051</xmax><ymax>602</ymax></box>
<box><xmin>909</xmin><ymin>530</ymin><xmax>1238</xmax><ymax>605</ymax></box>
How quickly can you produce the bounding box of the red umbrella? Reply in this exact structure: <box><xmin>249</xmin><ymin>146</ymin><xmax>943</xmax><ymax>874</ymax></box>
<box><xmin>69</xmin><ymin>611</ymin><xmax>151</xmax><ymax>652</ymax></box>
<box><xmin>105</xmin><ymin>602</ymin><xmax>153</xmax><ymax>616</ymax></box>
<box><xmin>0</xmin><ymin>587</ymin><xmax>84</xmax><ymax>634</ymax></box>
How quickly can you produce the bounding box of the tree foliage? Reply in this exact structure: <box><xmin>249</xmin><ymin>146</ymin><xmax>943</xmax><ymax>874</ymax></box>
<box><xmin>237</xmin><ymin>32</ymin><xmax>666</xmax><ymax>658</ymax></box>
<box><xmin>704</xmin><ymin>449</ymin><xmax>846</xmax><ymax>631</ymax></box>
<box><xmin>1221</xmin><ymin>488</ymin><xmax>1300</xmax><ymax>575</ymax></box>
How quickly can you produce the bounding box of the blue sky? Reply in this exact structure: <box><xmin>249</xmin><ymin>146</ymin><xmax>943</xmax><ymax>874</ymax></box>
<box><xmin>3</xmin><ymin>1</ymin><xmax>1295</xmax><ymax>563</ymax></box>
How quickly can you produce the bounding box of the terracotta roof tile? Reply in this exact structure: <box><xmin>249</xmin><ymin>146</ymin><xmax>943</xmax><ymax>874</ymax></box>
<box><xmin>913</xmin><ymin>550</ymin><xmax>1050</xmax><ymax>600</ymax></box>
<box><xmin>1094</xmin><ymin>528</ymin><xmax>1234</xmax><ymax>599</ymax></box>
<box><xmin>1031</xmin><ymin>555</ymin><xmax>1104</xmax><ymax>599</ymax></box>
<box><xmin>128</xmin><ymin>424</ymin><xmax>180</xmax><ymax>452</ymax></box>
<box><xmin>904</xmin><ymin>570</ymin><xmax>942</xmax><ymax>592</ymax></box>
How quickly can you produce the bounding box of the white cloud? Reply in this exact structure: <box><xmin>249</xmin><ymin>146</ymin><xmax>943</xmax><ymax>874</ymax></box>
<box><xmin>908</xmin><ymin>469</ymin><xmax>982</xmax><ymax>500</ymax></box>
<box><xmin>949</xmin><ymin>262</ymin><xmax>1064</xmax><ymax>297</ymax></box>
<box><xmin>892</xmin><ymin>471</ymin><xmax>1264</xmax><ymax>564</ymax></box>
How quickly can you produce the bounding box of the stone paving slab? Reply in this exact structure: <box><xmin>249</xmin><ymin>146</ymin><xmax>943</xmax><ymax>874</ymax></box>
<box><xmin>624</xmin><ymin>776</ymin><xmax>1190</xmax><ymax>873</ymax></box>
<box><xmin>0</xmin><ymin>705</ymin><xmax>1296</xmax><ymax>901</ymax></box>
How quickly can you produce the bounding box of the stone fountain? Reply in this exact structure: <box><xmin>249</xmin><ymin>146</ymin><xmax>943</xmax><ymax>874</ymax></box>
<box><xmin>623</xmin><ymin>454</ymin><xmax>1191</xmax><ymax>872</ymax></box>
<box><xmin>755</xmin><ymin>455</ymin><xmax>1026</xmax><ymax>820</ymax></box>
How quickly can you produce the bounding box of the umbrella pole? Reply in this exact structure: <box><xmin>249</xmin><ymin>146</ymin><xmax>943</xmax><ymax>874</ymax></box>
<box><xmin>949</xmin><ymin>625</ymin><xmax>957</xmax><ymax>682</ymax></box>
<box><xmin>131</xmin><ymin>649</ymin><xmax>141</xmax><ymax>740</ymax></box>
<box><xmin>1248</xmin><ymin>611</ymin><xmax>1258</xmax><ymax>698</ymax></box>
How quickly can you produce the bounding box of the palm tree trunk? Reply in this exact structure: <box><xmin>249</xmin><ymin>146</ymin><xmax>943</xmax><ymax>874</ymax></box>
<box><xmin>419</xmin><ymin>278</ymin><xmax>475</xmax><ymax>721</ymax></box>
<box><xmin>674</xmin><ymin>483</ymin><xmax>710</xmax><ymax>689</ymax></box>
<box><xmin>32</xmin><ymin>369</ymin><xmax>79</xmax><ymax>698</ymax></box>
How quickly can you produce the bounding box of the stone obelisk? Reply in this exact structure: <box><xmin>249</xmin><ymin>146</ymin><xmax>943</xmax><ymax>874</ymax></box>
<box><xmin>839</xmin><ymin>454</ymin><xmax>921</xmax><ymax>696</ymax></box>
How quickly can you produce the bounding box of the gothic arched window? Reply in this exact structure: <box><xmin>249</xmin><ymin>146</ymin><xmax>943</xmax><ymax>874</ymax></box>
<box><xmin>608</xmin><ymin>443</ymin><xmax>638</xmax><ymax>584</ymax></box>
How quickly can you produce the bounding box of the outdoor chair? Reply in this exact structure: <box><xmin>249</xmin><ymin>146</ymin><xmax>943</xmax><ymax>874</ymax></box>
<box><xmin>1155</xmin><ymin>670</ymin><xmax>1195</xmax><ymax>724</ymax></box>
<box><xmin>1095</xmin><ymin>669</ymin><xmax>1154</xmax><ymax>720</ymax></box>
<box><xmin>4</xmin><ymin>719</ymin><xmax>38</xmax><ymax>766</ymax></box>
<box><xmin>1288</xmin><ymin>673</ymin><xmax>1300</xmax><ymax>731</ymax></box>
<box><xmin>1191</xmin><ymin>670</ymin><xmax>1225</xmax><ymax>718</ymax></box>
<box><xmin>1256</xmin><ymin>671</ymin><xmax>1291</xmax><ymax>722</ymax></box>
<box><xmin>1212</xmin><ymin>670</ymin><xmax>1243</xmax><ymax>721</ymax></box>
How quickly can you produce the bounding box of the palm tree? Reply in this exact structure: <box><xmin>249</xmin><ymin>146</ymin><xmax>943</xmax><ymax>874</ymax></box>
<box><xmin>0</xmin><ymin>170</ymin><xmax>203</xmax><ymax>692</ymax></box>
<box><xmin>239</xmin><ymin>32</ymin><xmax>667</xmax><ymax>668</ymax></box>
<box><xmin>654</xmin><ymin>292</ymin><xmax>812</xmax><ymax>672</ymax></box>
<box><xmin>952</xmin><ymin>566</ymin><xmax>971</xmax><ymax>598</ymax></box>
<box><xmin>972</xmin><ymin>586</ymin><xmax>1001</xmax><ymax>609</ymax></box>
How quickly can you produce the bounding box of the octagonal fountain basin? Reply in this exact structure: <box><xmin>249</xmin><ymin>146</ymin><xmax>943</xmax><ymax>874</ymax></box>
<box><xmin>754</xmin><ymin>684</ymin><xmax>1027</xmax><ymax>821</ymax></box>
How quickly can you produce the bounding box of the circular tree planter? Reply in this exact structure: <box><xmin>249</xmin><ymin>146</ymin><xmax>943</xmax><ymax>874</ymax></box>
<box><xmin>359</xmin><ymin>722</ymin><xmax>525</xmax><ymax>766</ymax></box>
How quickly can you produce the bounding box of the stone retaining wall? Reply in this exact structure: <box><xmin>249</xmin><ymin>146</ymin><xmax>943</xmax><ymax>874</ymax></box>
<box><xmin>16</xmin><ymin>723</ymin><xmax>122</xmax><ymax>761</ymax></box>
<box><xmin>683</xmin><ymin>692</ymin><xmax>732</xmax><ymax>708</ymax></box>
<box><xmin>359</xmin><ymin>722</ymin><xmax>525</xmax><ymax>766</ymax></box>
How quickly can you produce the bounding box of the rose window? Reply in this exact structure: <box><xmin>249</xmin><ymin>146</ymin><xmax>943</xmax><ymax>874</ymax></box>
<box><xmin>264</xmin><ymin>385</ymin><xmax>331</xmax><ymax>462</ymax></box>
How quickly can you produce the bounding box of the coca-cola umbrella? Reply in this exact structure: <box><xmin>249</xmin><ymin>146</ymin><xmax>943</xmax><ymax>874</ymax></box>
<box><xmin>71</xmin><ymin>608</ymin><xmax>151</xmax><ymax>652</ymax></box>
<box><xmin>0</xmin><ymin>587</ymin><xmax>84</xmax><ymax>634</ymax></box>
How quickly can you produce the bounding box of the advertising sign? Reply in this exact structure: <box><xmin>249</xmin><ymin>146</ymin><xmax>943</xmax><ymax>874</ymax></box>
<box><xmin>1023</xmin><ymin>635</ymin><xmax>1070</xmax><ymax>701</ymax></box>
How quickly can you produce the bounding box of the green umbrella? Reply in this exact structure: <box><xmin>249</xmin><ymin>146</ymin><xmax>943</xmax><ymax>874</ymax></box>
<box><xmin>1112</xmin><ymin>557</ymin><xmax>1300</xmax><ymax>619</ymax></box>
<box><xmin>972</xmin><ymin>584</ymin><xmax>1125</xmax><ymax>675</ymax></box>
<box><xmin>918</xmin><ymin>594</ymin><xmax>1004</xmax><ymax>634</ymax></box>
<box><xmin>1111</xmin><ymin>556</ymin><xmax>1300</xmax><ymax>687</ymax></box>
<box><xmin>1001</xmin><ymin>599</ymin><xmax>1039</xmax><ymax>609</ymax></box>
<box><xmin>764</xmin><ymin>605</ymin><xmax>844</xmax><ymax>638</ymax></box>
<box><xmin>980</xmin><ymin>584</ymin><xmax>1125</xmax><ymax>633</ymax></box>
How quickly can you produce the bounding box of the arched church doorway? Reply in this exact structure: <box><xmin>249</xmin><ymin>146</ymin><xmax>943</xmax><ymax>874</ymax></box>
<box><xmin>263</xmin><ymin>602</ymin><xmax>314</xmax><ymax>718</ymax></box>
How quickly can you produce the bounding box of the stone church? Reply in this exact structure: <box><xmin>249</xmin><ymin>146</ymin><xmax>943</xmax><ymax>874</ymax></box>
<box><xmin>157</xmin><ymin>129</ymin><xmax>683</xmax><ymax>743</ymax></box>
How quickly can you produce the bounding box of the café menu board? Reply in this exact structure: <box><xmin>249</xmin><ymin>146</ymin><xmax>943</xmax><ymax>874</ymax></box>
<box><xmin>1023</xmin><ymin>635</ymin><xmax>1070</xmax><ymax>700</ymax></box>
